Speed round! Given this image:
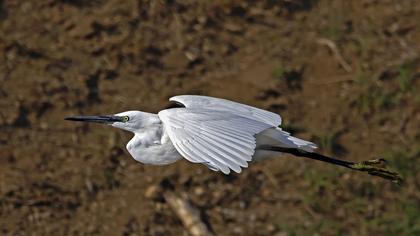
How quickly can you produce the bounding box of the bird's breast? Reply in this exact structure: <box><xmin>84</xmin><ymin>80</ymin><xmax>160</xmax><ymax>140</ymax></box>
<box><xmin>126</xmin><ymin>133</ymin><xmax>181</xmax><ymax>165</ymax></box>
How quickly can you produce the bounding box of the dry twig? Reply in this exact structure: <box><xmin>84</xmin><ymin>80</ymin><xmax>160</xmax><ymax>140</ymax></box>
<box><xmin>164</xmin><ymin>191</ymin><xmax>213</xmax><ymax>236</ymax></box>
<box><xmin>317</xmin><ymin>38</ymin><xmax>352</xmax><ymax>72</ymax></box>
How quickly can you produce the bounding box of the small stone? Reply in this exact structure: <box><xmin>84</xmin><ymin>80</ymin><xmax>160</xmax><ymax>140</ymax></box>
<box><xmin>144</xmin><ymin>185</ymin><xmax>161</xmax><ymax>199</ymax></box>
<box><xmin>194</xmin><ymin>187</ymin><xmax>204</xmax><ymax>196</ymax></box>
<box><xmin>267</xmin><ymin>224</ymin><xmax>276</xmax><ymax>233</ymax></box>
<box><xmin>224</xmin><ymin>22</ymin><xmax>243</xmax><ymax>33</ymax></box>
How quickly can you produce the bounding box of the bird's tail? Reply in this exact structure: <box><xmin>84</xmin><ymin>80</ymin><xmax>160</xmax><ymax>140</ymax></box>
<box><xmin>256</xmin><ymin>127</ymin><xmax>318</xmax><ymax>152</ymax></box>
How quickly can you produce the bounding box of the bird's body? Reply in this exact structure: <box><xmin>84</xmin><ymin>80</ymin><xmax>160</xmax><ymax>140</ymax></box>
<box><xmin>65</xmin><ymin>95</ymin><xmax>402</xmax><ymax>183</ymax></box>
<box><xmin>111</xmin><ymin>96</ymin><xmax>316</xmax><ymax>173</ymax></box>
<box><xmin>124</xmin><ymin>112</ymin><xmax>314</xmax><ymax>169</ymax></box>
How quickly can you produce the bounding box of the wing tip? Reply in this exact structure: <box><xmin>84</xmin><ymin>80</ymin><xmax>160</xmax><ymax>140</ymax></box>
<box><xmin>168</xmin><ymin>96</ymin><xmax>177</xmax><ymax>102</ymax></box>
<box><xmin>169</xmin><ymin>95</ymin><xmax>189</xmax><ymax>102</ymax></box>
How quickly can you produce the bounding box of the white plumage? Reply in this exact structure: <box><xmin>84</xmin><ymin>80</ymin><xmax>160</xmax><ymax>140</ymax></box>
<box><xmin>66</xmin><ymin>95</ymin><xmax>317</xmax><ymax>174</ymax></box>
<box><xmin>169</xmin><ymin>95</ymin><xmax>282</xmax><ymax>126</ymax></box>
<box><xmin>159</xmin><ymin>108</ymin><xmax>272</xmax><ymax>174</ymax></box>
<box><xmin>65</xmin><ymin>95</ymin><xmax>403</xmax><ymax>184</ymax></box>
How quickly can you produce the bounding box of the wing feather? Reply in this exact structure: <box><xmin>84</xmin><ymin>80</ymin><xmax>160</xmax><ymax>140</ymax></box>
<box><xmin>159</xmin><ymin>108</ymin><xmax>272</xmax><ymax>174</ymax></box>
<box><xmin>193</xmin><ymin>137</ymin><xmax>241</xmax><ymax>173</ymax></box>
<box><xmin>188</xmin><ymin>139</ymin><xmax>230</xmax><ymax>174</ymax></box>
<box><xmin>177</xmin><ymin>117</ymin><xmax>253</xmax><ymax>151</ymax></box>
<box><xmin>197</xmin><ymin>133</ymin><xmax>249</xmax><ymax>167</ymax></box>
<box><xmin>199</xmin><ymin>131</ymin><xmax>251</xmax><ymax>163</ymax></box>
<box><xmin>172</xmin><ymin>112</ymin><xmax>257</xmax><ymax>155</ymax></box>
<box><xmin>203</xmin><ymin>129</ymin><xmax>254</xmax><ymax>154</ymax></box>
<box><xmin>169</xmin><ymin>95</ymin><xmax>281</xmax><ymax>126</ymax></box>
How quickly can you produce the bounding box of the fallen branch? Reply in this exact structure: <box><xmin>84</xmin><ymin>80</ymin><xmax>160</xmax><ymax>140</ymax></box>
<box><xmin>317</xmin><ymin>38</ymin><xmax>352</xmax><ymax>72</ymax></box>
<box><xmin>164</xmin><ymin>191</ymin><xmax>213</xmax><ymax>236</ymax></box>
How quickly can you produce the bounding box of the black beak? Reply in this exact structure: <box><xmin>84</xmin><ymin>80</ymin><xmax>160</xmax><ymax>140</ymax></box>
<box><xmin>65</xmin><ymin>115</ymin><xmax>123</xmax><ymax>124</ymax></box>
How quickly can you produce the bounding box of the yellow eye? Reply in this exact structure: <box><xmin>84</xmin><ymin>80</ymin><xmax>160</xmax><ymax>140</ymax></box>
<box><xmin>122</xmin><ymin>116</ymin><xmax>129</xmax><ymax>122</ymax></box>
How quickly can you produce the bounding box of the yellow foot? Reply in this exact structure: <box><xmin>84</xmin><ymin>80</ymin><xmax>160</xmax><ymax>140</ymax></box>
<box><xmin>349</xmin><ymin>158</ymin><xmax>403</xmax><ymax>185</ymax></box>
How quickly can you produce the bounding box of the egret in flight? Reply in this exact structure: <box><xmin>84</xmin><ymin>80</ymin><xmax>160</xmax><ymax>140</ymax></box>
<box><xmin>65</xmin><ymin>95</ymin><xmax>402</xmax><ymax>184</ymax></box>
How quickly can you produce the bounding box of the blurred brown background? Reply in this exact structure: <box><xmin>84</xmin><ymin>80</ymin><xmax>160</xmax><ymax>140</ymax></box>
<box><xmin>0</xmin><ymin>0</ymin><xmax>419</xmax><ymax>235</ymax></box>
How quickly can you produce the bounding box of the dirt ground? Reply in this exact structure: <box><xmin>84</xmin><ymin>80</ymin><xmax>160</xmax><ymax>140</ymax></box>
<box><xmin>1</xmin><ymin>0</ymin><xmax>419</xmax><ymax>235</ymax></box>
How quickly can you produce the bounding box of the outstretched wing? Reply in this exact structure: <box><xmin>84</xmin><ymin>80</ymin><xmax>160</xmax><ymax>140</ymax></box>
<box><xmin>169</xmin><ymin>95</ymin><xmax>282</xmax><ymax>126</ymax></box>
<box><xmin>158</xmin><ymin>108</ymin><xmax>273</xmax><ymax>174</ymax></box>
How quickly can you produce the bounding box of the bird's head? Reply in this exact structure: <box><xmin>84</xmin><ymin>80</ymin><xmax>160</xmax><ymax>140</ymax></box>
<box><xmin>65</xmin><ymin>110</ymin><xmax>159</xmax><ymax>133</ymax></box>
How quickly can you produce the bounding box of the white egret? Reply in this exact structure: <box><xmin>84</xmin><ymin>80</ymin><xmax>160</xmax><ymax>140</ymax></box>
<box><xmin>65</xmin><ymin>95</ymin><xmax>402</xmax><ymax>183</ymax></box>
